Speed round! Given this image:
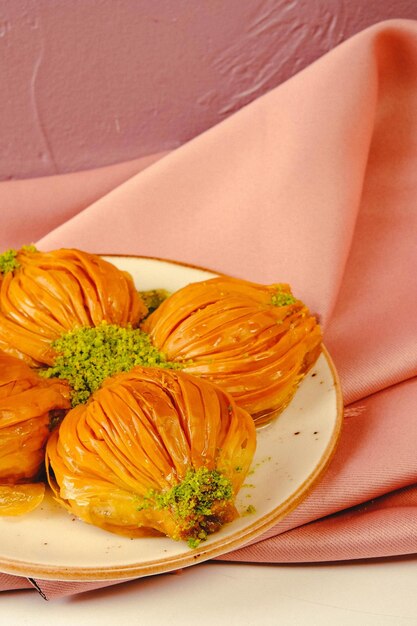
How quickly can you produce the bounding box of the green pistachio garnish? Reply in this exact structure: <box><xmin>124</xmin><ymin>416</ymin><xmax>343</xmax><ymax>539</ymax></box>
<box><xmin>40</xmin><ymin>322</ymin><xmax>184</xmax><ymax>406</ymax></box>
<box><xmin>0</xmin><ymin>245</ymin><xmax>38</xmax><ymax>274</ymax></box>
<box><xmin>139</xmin><ymin>289</ymin><xmax>170</xmax><ymax>315</ymax></box>
<box><xmin>271</xmin><ymin>288</ymin><xmax>297</xmax><ymax>307</ymax></box>
<box><xmin>0</xmin><ymin>249</ymin><xmax>19</xmax><ymax>274</ymax></box>
<box><xmin>137</xmin><ymin>467</ymin><xmax>233</xmax><ymax>548</ymax></box>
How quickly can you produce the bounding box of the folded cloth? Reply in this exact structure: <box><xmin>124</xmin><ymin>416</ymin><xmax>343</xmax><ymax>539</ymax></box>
<box><xmin>1</xmin><ymin>18</ymin><xmax>417</xmax><ymax>599</ymax></box>
<box><xmin>0</xmin><ymin>151</ymin><xmax>169</xmax><ymax>251</ymax></box>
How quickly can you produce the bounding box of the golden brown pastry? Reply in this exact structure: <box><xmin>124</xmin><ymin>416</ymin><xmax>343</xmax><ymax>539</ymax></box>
<box><xmin>0</xmin><ymin>352</ymin><xmax>70</xmax><ymax>515</ymax></box>
<box><xmin>46</xmin><ymin>366</ymin><xmax>256</xmax><ymax>546</ymax></box>
<box><xmin>142</xmin><ymin>276</ymin><xmax>322</xmax><ymax>424</ymax></box>
<box><xmin>0</xmin><ymin>247</ymin><xmax>147</xmax><ymax>366</ymax></box>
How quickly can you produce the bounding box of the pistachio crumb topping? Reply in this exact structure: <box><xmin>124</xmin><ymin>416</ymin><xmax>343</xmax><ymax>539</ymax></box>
<box><xmin>271</xmin><ymin>288</ymin><xmax>297</xmax><ymax>307</ymax></box>
<box><xmin>139</xmin><ymin>289</ymin><xmax>170</xmax><ymax>315</ymax></box>
<box><xmin>0</xmin><ymin>245</ymin><xmax>38</xmax><ymax>274</ymax></box>
<box><xmin>0</xmin><ymin>249</ymin><xmax>19</xmax><ymax>274</ymax></box>
<box><xmin>21</xmin><ymin>244</ymin><xmax>38</xmax><ymax>253</ymax></box>
<box><xmin>40</xmin><ymin>322</ymin><xmax>184</xmax><ymax>406</ymax></box>
<box><xmin>137</xmin><ymin>467</ymin><xmax>234</xmax><ymax>548</ymax></box>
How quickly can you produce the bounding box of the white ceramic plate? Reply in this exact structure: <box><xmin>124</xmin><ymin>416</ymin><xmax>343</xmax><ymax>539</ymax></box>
<box><xmin>0</xmin><ymin>256</ymin><xmax>343</xmax><ymax>581</ymax></box>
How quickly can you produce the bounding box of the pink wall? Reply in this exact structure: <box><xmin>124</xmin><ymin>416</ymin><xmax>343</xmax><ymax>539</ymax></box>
<box><xmin>2</xmin><ymin>0</ymin><xmax>417</xmax><ymax>180</ymax></box>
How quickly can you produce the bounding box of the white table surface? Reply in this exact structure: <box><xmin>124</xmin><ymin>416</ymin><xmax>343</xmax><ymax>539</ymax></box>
<box><xmin>1</xmin><ymin>558</ymin><xmax>417</xmax><ymax>626</ymax></box>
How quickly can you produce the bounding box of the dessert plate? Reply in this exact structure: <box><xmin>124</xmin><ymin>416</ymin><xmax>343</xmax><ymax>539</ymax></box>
<box><xmin>0</xmin><ymin>256</ymin><xmax>343</xmax><ymax>581</ymax></box>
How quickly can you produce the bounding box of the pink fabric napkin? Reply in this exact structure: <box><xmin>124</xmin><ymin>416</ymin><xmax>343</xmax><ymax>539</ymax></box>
<box><xmin>2</xmin><ymin>18</ymin><xmax>417</xmax><ymax>599</ymax></box>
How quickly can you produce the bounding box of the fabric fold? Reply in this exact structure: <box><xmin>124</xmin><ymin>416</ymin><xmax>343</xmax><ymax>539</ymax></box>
<box><xmin>0</xmin><ymin>152</ymin><xmax>169</xmax><ymax>251</ymax></box>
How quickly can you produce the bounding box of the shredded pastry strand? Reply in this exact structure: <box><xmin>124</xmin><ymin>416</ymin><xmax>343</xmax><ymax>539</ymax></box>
<box><xmin>46</xmin><ymin>367</ymin><xmax>256</xmax><ymax>546</ymax></box>
<box><xmin>0</xmin><ymin>247</ymin><xmax>147</xmax><ymax>366</ymax></box>
<box><xmin>0</xmin><ymin>352</ymin><xmax>70</xmax><ymax>515</ymax></box>
<box><xmin>142</xmin><ymin>276</ymin><xmax>322</xmax><ymax>424</ymax></box>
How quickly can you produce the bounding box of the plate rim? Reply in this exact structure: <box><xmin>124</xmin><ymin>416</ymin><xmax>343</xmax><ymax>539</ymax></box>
<box><xmin>0</xmin><ymin>255</ymin><xmax>344</xmax><ymax>581</ymax></box>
